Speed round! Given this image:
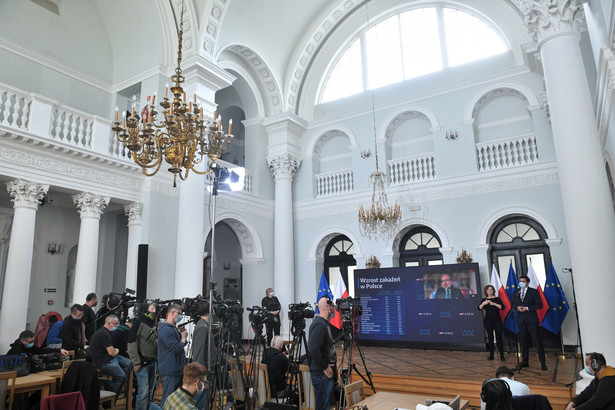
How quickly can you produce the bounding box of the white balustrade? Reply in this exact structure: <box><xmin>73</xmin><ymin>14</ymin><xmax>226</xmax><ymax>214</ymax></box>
<box><xmin>315</xmin><ymin>168</ymin><xmax>354</xmax><ymax>197</ymax></box>
<box><xmin>476</xmin><ymin>134</ymin><xmax>539</xmax><ymax>171</ymax></box>
<box><xmin>0</xmin><ymin>87</ymin><xmax>30</xmax><ymax>130</ymax></box>
<box><xmin>388</xmin><ymin>154</ymin><xmax>436</xmax><ymax>185</ymax></box>
<box><xmin>50</xmin><ymin>105</ymin><xmax>93</xmax><ymax>148</ymax></box>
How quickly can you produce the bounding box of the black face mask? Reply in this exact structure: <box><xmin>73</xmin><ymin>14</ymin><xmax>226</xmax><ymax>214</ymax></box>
<box><xmin>93</xmin><ymin>302</ymin><xmax>98</xmax><ymax>307</ymax></box>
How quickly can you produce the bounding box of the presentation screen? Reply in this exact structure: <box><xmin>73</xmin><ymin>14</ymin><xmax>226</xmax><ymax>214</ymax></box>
<box><xmin>355</xmin><ymin>263</ymin><xmax>485</xmax><ymax>350</ymax></box>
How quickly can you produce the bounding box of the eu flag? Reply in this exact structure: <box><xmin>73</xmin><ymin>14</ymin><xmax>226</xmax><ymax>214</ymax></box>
<box><xmin>503</xmin><ymin>263</ymin><xmax>519</xmax><ymax>334</ymax></box>
<box><xmin>541</xmin><ymin>261</ymin><xmax>570</xmax><ymax>335</ymax></box>
<box><xmin>315</xmin><ymin>272</ymin><xmax>333</xmax><ymax>314</ymax></box>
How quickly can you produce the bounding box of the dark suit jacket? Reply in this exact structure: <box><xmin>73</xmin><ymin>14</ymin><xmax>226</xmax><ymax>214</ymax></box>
<box><xmin>513</xmin><ymin>287</ymin><xmax>542</xmax><ymax>325</ymax></box>
<box><xmin>434</xmin><ymin>287</ymin><xmax>464</xmax><ymax>299</ymax></box>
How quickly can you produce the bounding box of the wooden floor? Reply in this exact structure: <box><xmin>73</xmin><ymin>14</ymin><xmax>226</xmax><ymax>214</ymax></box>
<box><xmin>344</xmin><ymin>345</ymin><xmax>580</xmax><ymax>409</ymax></box>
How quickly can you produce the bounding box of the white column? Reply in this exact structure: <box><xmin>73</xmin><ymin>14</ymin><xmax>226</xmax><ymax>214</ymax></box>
<box><xmin>0</xmin><ymin>180</ymin><xmax>48</xmax><ymax>350</ymax></box>
<box><xmin>267</xmin><ymin>153</ymin><xmax>300</xmax><ymax>333</ymax></box>
<box><xmin>72</xmin><ymin>193</ymin><xmax>109</xmax><ymax>305</ymax></box>
<box><xmin>124</xmin><ymin>202</ymin><xmax>143</xmax><ymax>293</ymax></box>
<box><xmin>174</xmin><ymin>167</ymin><xmax>206</xmax><ymax>298</ymax></box>
<box><xmin>521</xmin><ymin>0</ymin><xmax>615</xmax><ymax>359</ymax></box>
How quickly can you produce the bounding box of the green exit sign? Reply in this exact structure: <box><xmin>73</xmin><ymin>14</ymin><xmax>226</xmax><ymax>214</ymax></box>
<box><xmin>44</xmin><ymin>288</ymin><xmax>56</xmax><ymax>293</ymax></box>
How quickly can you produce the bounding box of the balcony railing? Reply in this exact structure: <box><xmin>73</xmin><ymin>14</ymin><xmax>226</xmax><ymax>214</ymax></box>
<box><xmin>476</xmin><ymin>134</ymin><xmax>539</xmax><ymax>171</ymax></box>
<box><xmin>388</xmin><ymin>154</ymin><xmax>436</xmax><ymax>185</ymax></box>
<box><xmin>315</xmin><ymin>168</ymin><xmax>354</xmax><ymax>197</ymax></box>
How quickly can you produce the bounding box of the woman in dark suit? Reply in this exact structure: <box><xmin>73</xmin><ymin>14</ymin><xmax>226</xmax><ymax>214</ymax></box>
<box><xmin>478</xmin><ymin>285</ymin><xmax>505</xmax><ymax>361</ymax></box>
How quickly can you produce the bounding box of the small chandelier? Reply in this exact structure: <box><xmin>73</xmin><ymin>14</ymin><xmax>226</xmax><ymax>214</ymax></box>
<box><xmin>357</xmin><ymin>99</ymin><xmax>401</xmax><ymax>239</ymax></box>
<box><xmin>112</xmin><ymin>3</ymin><xmax>232</xmax><ymax>187</ymax></box>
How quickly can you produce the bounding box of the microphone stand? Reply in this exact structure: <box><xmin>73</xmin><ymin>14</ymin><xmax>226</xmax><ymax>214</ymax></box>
<box><xmin>563</xmin><ymin>267</ymin><xmax>582</xmax><ymax>389</ymax></box>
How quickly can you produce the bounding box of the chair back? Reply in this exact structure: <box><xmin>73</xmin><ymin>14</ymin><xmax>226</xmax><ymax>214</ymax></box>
<box><xmin>256</xmin><ymin>363</ymin><xmax>271</xmax><ymax>407</ymax></box>
<box><xmin>343</xmin><ymin>380</ymin><xmax>364</xmax><ymax>406</ymax></box>
<box><xmin>60</xmin><ymin>359</ymin><xmax>85</xmax><ymax>385</ymax></box>
<box><xmin>298</xmin><ymin>364</ymin><xmax>315</xmax><ymax>410</ymax></box>
<box><xmin>230</xmin><ymin>355</ymin><xmax>246</xmax><ymax>401</ymax></box>
<box><xmin>0</xmin><ymin>371</ymin><xmax>17</xmax><ymax>410</ymax></box>
<box><xmin>41</xmin><ymin>391</ymin><xmax>86</xmax><ymax>410</ymax></box>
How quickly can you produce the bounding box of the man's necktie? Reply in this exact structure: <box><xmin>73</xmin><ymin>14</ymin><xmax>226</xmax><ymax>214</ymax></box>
<box><xmin>446</xmin><ymin>289</ymin><xmax>451</xmax><ymax>299</ymax></box>
<box><xmin>521</xmin><ymin>289</ymin><xmax>526</xmax><ymax>302</ymax></box>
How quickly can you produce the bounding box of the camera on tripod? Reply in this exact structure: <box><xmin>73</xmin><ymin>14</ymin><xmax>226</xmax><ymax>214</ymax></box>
<box><xmin>336</xmin><ymin>296</ymin><xmax>362</xmax><ymax>321</ymax></box>
<box><xmin>288</xmin><ymin>302</ymin><xmax>315</xmax><ymax>321</ymax></box>
<box><xmin>247</xmin><ymin>306</ymin><xmax>268</xmax><ymax>325</ymax></box>
<box><xmin>213</xmin><ymin>299</ymin><xmax>243</xmax><ymax>321</ymax></box>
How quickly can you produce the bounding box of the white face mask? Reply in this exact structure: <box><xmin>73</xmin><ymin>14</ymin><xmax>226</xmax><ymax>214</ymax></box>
<box><xmin>269</xmin><ymin>292</ymin><xmax>274</xmax><ymax>297</ymax></box>
<box><xmin>519</xmin><ymin>282</ymin><xmax>526</xmax><ymax>289</ymax></box>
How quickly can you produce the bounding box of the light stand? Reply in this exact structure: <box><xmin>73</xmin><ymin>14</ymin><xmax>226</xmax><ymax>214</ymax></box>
<box><xmin>205</xmin><ymin>161</ymin><xmax>241</xmax><ymax>410</ymax></box>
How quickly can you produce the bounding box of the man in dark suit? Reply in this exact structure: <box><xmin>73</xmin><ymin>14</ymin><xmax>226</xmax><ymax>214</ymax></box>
<box><xmin>434</xmin><ymin>273</ymin><xmax>464</xmax><ymax>299</ymax></box>
<box><xmin>513</xmin><ymin>275</ymin><xmax>547</xmax><ymax>371</ymax></box>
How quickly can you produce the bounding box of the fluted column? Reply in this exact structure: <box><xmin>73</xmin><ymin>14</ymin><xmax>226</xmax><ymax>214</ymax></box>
<box><xmin>521</xmin><ymin>0</ymin><xmax>615</xmax><ymax>359</ymax></box>
<box><xmin>0</xmin><ymin>180</ymin><xmax>48</xmax><ymax>350</ymax></box>
<box><xmin>72</xmin><ymin>193</ymin><xmax>109</xmax><ymax>304</ymax></box>
<box><xmin>267</xmin><ymin>153</ymin><xmax>300</xmax><ymax>330</ymax></box>
<box><xmin>124</xmin><ymin>202</ymin><xmax>143</xmax><ymax>293</ymax></box>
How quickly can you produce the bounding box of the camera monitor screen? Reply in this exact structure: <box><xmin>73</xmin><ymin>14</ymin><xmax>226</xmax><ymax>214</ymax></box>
<box><xmin>355</xmin><ymin>263</ymin><xmax>484</xmax><ymax>350</ymax></box>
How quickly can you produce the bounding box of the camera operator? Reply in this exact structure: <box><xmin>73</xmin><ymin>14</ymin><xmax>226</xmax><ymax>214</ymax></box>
<box><xmin>128</xmin><ymin>302</ymin><xmax>158</xmax><ymax>410</ymax></box>
<box><xmin>262</xmin><ymin>335</ymin><xmax>289</xmax><ymax>398</ymax></box>
<box><xmin>262</xmin><ymin>287</ymin><xmax>281</xmax><ymax>346</ymax></box>
<box><xmin>81</xmin><ymin>292</ymin><xmax>98</xmax><ymax>343</ymax></box>
<box><xmin>158</xmin><ymin>303</ymin><xmax>188</xmax><ymax>407</ymax></box>
<box><xmin>308</xmin><ymin>296</ymin><xmax>336</xmax><ymax>410</ymax></box>
<box><xmin>192</xmin><ymin>300</ymin><xmax>215</xmax><ymax>409</ymax></box>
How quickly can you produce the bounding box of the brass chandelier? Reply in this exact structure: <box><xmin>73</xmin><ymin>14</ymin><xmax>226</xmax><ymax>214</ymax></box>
<box><xmin>357</xmin><ymin>93</ymin><xmax>402</xmax><ymax>238</ymax></box>
<box><xmin>112</xmin><ymin>4</ymin><xmax>232</xmax><ymax>187</ymax></box>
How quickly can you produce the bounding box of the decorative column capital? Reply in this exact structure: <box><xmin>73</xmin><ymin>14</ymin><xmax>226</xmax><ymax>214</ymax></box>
<box><xmin>124</xmin><ymin>202</ymin><xmax>144</xmax><ymax>226</ymax></box>
<box><xmin>519</xmin><ymin>0</ymin><xmax>586</xmax><ymax>46</ymax></box>
<box><xmin>73</xmin><ymin>193</ymin><xmax>110</xmax><ymax>219</ymax></box>
<box><xmin>267</xmin><ymin>153</ymin><xmax>301</xmax><ymax>181</ymax></box>
<box><xmin>5</xmin><ymin>180</ymin><xmax>49</xmax><ymax>210</ymax></box>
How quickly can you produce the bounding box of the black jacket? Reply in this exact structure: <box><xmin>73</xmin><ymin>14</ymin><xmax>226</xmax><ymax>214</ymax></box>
<box><xmin>61</xmin><ymin>315</ymin><xmax>84</xmax><ymax>350</ymax></box>
<box><xmin>7</xmin><ymin>339</ymin><xmax>61</xmax><ymax>356</ymax></box>
<box><xmin>512</xmin><ymin>287</ymin><xmax>542</xmax><ymax>325</ymax></box>
<box><xmin>60</xmin><ymin>360</ymin><xmax>100</xmax><ymax>410</ymax></box>
<box><xmin>572</xmin><ymin>367</ymin><xmax>615</xmax><ymax>410</ymax></box>
<box><xmin>262</xmin><ymin>347</ymin><xmax>289</xmax><ymax>393</ymax></box>
<box><xmin>308</xmin><ymin>316</ymin><xmax>333</xmax><ymax>373</ymax></box>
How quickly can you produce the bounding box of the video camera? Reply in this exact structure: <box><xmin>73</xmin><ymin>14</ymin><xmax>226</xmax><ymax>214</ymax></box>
<box><xmin>96</xmin><ymin>288</ymin><xmax>138</xmax><ymax>327</ymax></box>
<box><xmin>336</xmin><ymin>296</ymin><xmax>363</xmax><ymax>322</ymax></box>
<box><xmin>213</xmin><ymin>299</ymin><xmax>243</xmax><ymax>321</ymax></box>
<box><xmin>288</xmin><ymin>302</ymin><xmax>315</xmax><ymax>321</ymax></box>
<box><xmin>182</xmin><ymin>295</ymin><xmax>208</xmax><ymax>320</ymax></box>
<box><xmin>247</xmin><ymin>306</ymin><xmax>269</xmax><ymax>325</ymax></box>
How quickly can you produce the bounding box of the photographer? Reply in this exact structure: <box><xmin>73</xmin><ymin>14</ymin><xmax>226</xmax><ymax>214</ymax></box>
<box><xmin>308</xmin><ymin>297</ymin><xmax>336</xmax><ymax>410</ymax></box>
<box><xmin>262</xmin><ymin>287</ymin><xmax>281</xmax><ymax>346</ymax></box>
<box><xmin>128</xmin><ymin>302</ymin><xmax>158</xmax><ymax>410</ymax></box>
<box><xmin>262</xmin><ymin>335</ymin><xmax>289</xmax><ymax>398</ymax></box>
<box><xmin>158</xmin><ymin>304</ymin><xmax>188</xmax><ymax>407</ymax></box>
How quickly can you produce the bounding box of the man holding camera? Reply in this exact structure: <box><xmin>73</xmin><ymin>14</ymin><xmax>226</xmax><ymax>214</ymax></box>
<box><xmin>128</xmin><ymin>302</ymin><xmax>159</xmax><ymax>410</ymax></box>
<box><xmin>158</xmin><ymin>304</ymin><xmax>188</xmax><ymax>407</ymax></box>
<box><xmin>308</xmin><ymin>296</ymin><xmax>336</xmax><ymax>410</ymax></box>
<box><xmin>262</xmin><ymin>287</ymin><xmax>281</xmax><ymax>346</ymax></box>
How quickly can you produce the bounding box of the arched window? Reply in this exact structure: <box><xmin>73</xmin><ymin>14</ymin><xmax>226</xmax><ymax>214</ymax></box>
<box><xmin>489</xmin><ymin>216</ymin><xmax>551</xmax><ymax>286</ymax></box>
<box><xmin>319</xmin><ymin>6</ymin><xmax>508</xmax><ymax>103</ymax></box>
<box><xmin>324</xmin><ymin>235</ymin><xmax>357</xmax><ymax>297</ymax></box>
<box><xmin>399</xmin><ymin>226</ymin><xmax>443</xmax><ymax>267</ymax></box>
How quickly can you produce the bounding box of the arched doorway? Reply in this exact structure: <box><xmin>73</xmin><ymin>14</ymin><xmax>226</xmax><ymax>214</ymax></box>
<box><xmin>324</xmin><ymin>235</ymin><xmax>357</xmax><ymax>297</ymax></box>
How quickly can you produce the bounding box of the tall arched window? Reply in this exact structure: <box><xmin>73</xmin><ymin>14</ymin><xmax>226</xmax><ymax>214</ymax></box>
<box><xmin>324</xmin><ymin>235</ymin><xmax>357</xmax><ymax>297</ymax></box>
<box><xmin>489</xmin><ymin>216</ymin><xmax>551</xmax><ymax>286</ymax></box>
<box><xmin>399</xmin><ymin>226</ymin><xmax>443</xmax><ymax>267</ymax></box>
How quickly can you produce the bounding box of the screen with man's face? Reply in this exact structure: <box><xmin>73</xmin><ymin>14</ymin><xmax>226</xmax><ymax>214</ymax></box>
<box><xmin>354</xmin><ymin>263</ymin><xmax>484</xmax><ymax>350</ymax></box>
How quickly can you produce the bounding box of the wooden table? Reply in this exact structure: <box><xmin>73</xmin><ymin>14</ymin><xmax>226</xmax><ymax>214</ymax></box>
<box><xmin>38</xmin><ymin>369</ymin><xmax>63</xmax><ymax>394</ymax></box>
<box><xmin>355</xmin><ymin>391</ymin><xmax>469</xmax><ymax>410</ymax></box>
<box><xmin>14</xmin><ymin>373</ymin><xmax>57</xmax><ymax>410</ymax></box>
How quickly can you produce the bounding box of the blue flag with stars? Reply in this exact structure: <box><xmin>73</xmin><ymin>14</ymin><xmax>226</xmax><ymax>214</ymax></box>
<box><xmin>315</xmin><ymin>272</ymin><xmax>333</xmax><ymax>314</ymax></box>
<box><xmin>541</xmin><ymin>261</ymin><xmax>569</xmax><ymax>335</ymax></box>
<box><xmin>503</xmin><ymin>263</ymin><xmax>519</xmax><ymax>334</ymax></box>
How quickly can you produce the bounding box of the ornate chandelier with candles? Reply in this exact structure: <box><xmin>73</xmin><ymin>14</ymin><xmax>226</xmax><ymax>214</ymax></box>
<box><xmin>357</xmin><ymin>104</ymin><xmax>401</xmax><ymax>239</ymax></box>
<box><xmin>112</xmin><ymin>4</ymin><xmax>232</xmax><ymax>187</ymax></box>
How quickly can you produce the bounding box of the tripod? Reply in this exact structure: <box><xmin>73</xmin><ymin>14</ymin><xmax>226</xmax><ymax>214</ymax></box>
<box><xmin>208</xmin><ymin>313</ymin><xmax>242</xmax><ymax>410</ymax></box>
<box><xmin>336</xmin><ymin>318</ymin><xmax>375</xmax><ymax>409</ymax></box>
<box><xmin>282</xmin><ymin>319</ymin><xmax>309</xmax><ymax>405</ymax></box>
<box><xmin>244</xmin><ymin>321</ymin><xmax>268</xmax><ymax>410</ymax></box>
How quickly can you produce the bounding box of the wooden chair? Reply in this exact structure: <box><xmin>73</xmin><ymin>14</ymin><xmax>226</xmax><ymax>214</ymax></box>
<box><xmin>230</xmin><ymin>355</ymin><xmax>246</xmax><ymax>402</ymax></box>
<box><xmin>60</xmin><ymin>359</ymin><xmax>85</xmax><ymax>385</ymax></box>
<box><xmin>96</xmin><ymin>368</ymin><xmax>117</xmax><ymax>410</ymax></box>
<box><xmin>298</xmin><ymin>364</ymin><xmax>315</xmax><ymax>410</ymax></box>
<box><xmin>0</xmin><ymin>371</ymin><xmax>17</xmax><ymax>410</ymax></box>
<box><xmin>343</xmin><ymin>380</ymin><xmax>364</xmax><ymax>407</ymax></box>
<box><xmin>256</xmin><ymin>363</ymin><xmax>271</xmax><ymax>407</ymax></box>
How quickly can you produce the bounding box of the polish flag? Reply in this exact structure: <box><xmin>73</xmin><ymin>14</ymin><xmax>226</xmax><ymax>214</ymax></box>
<box><xmin>527</xmin><ymin>262</ymin><xmax>549</xmax><ymax>324</ymax></box>
<box><xmin>330</xmin><ymin>275</ymin><xmax>349</xmax><ymax>329</ymax></box>
<box><xmin>490</xmin><ymin>264</ymin><xmax>511</xmax><ymax>323</ymax></box>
